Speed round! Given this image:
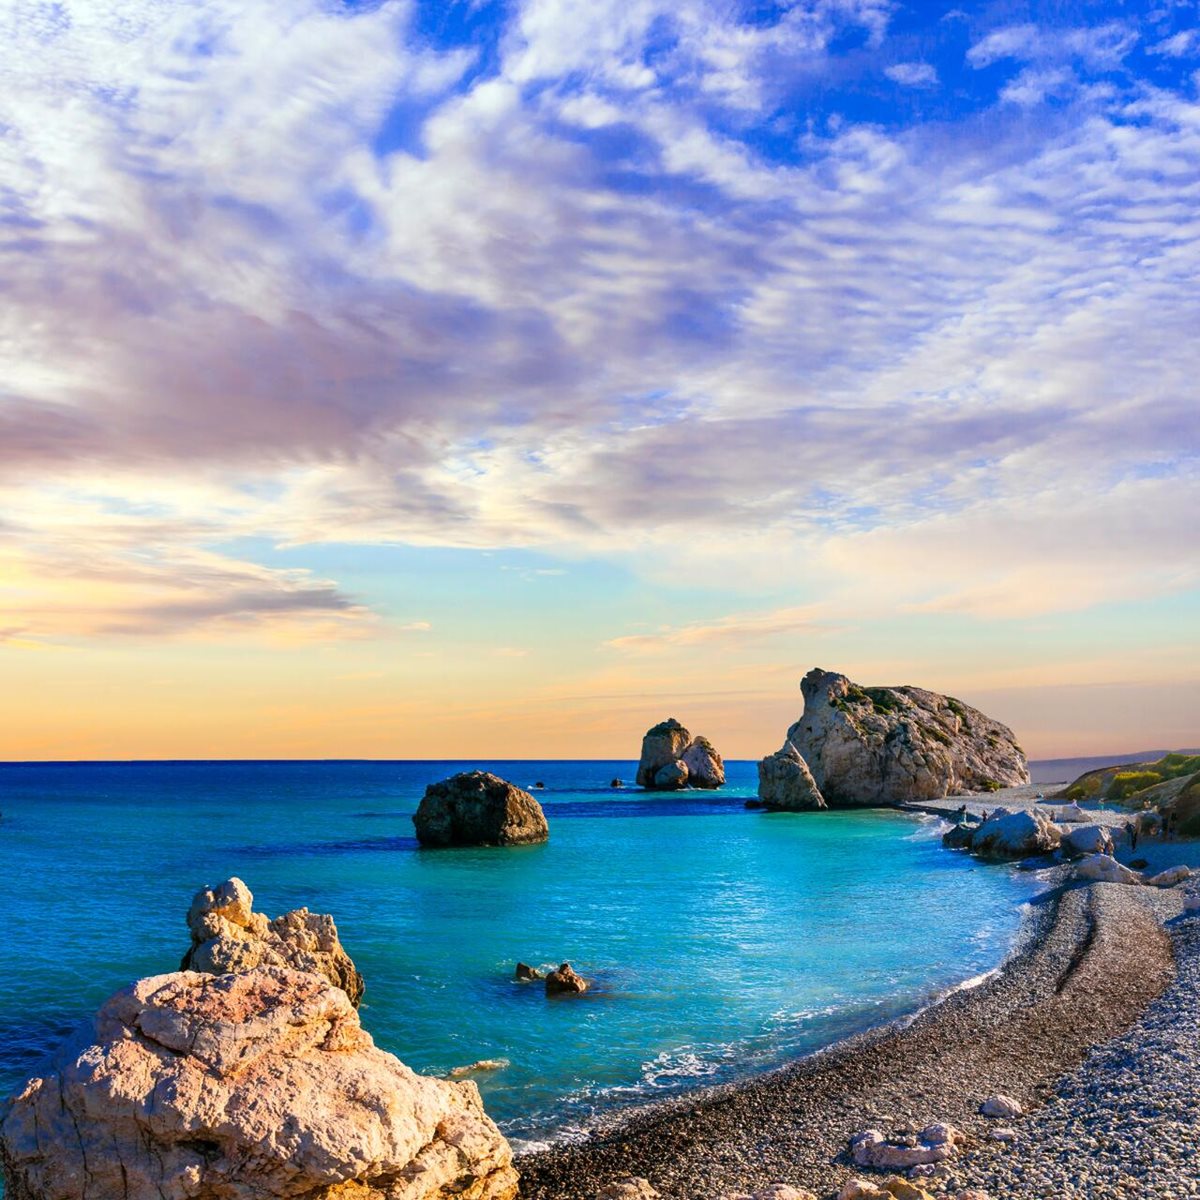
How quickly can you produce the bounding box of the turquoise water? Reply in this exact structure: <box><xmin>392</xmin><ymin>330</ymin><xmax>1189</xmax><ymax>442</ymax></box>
<box><xmin>0</xmin><ymin>760</ymin><xmax>1041</xmax><ymax>1146</ymax></box>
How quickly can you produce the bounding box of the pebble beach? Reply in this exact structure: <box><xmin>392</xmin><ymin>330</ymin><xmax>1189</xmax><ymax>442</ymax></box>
<box><xmin>519</xmin><ymin>783</ymin><xmax>1199</xmax><ymax>1200</ymax></box>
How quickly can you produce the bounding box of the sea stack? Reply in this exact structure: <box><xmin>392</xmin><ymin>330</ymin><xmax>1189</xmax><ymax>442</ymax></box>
<box><xmin>413</xmin><ymin>770</ymin><xmax>549</xmax><ymax>847</ymax></box>
<box><xmin>0</xmin><ymin>967</ymin><xmax>519</xmax><ymax>1200</ymax></box>
<box><xmin>636</xmin><ymin>719</ymin><xmax>725</xmax><ymax>790</ymax></box>
<box><xmin>758</xmin><ymin>668</ymin><xmax>1028</xmax><ymax>807</ymax></box>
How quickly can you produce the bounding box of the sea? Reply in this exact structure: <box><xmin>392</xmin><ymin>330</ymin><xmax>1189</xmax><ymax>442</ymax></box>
<box><xmin>0</xmin><ymin>759</ymin><xmax>1045</xmax><ymax>1149</ymax></box>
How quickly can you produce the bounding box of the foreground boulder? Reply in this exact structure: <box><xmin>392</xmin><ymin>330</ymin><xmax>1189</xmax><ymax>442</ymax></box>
<box><xmin>0</xmin><ymin>967</ymin><xmax>518</xmax><ymax>1200</ymax></box>
<box><xmin>182</xmin><ymin>877</ymin><xmax>364</xmax><ymax>1006</ymax></box>
<box><xmin>757</xmin><ymin>742</ymin><xmax>828</xmax><ymax>811</ymax></box>
<box><xmin>761</xmin><ymin>669</ymin><xmax>1028</xmax><ymax>807</ymax></box>
<box><xmin>636</xmin><ymin>719</ymin><xmax>725</xmax><ymax>790</ymax></box>
<box><xmin>970</xmin><ymin>809</ymin><xmax>1061</xmax><ymax>860</ymax></box>
<box><xmin>414</xmin><ymin>771</ymin><xmax>549</xmax><ymax>847</ymax></box>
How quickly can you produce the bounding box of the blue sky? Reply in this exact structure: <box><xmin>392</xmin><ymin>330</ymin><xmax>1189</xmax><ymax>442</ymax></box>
<box><xmin>0</xmin><ymin>0</ymin><xmax>1197</xmax><ymax>757</ymax></box>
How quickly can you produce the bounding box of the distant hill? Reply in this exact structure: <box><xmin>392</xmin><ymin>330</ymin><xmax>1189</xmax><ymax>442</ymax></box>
<box><xmin>1029</xmin><ymin>750</ymin><xmax>1200</xmax><ymax>785</ymax></box>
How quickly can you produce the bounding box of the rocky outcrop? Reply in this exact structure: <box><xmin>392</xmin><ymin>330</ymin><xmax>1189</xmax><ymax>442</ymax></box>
<box><xmin>545</xmin><ymin>962</ymin><xmax>589</xmax><ymax>996</ymax></box>
<box><xmin>636</xmin><ymin>719</ymin><xmax>725</xmax><ymax>790</ymax></box>
<box><xmin>968</xmin><ymin>809</ymin><xmax>1061</xmax><ymax>860</ymax></box>
<box><xmin>0</xmin><ymin>967</ymin><xmax>518</xmax><ymax>1200</ymax></box>
<box><xmin>182</xmin><ymin>877</ymin><xmax>364</xmax><ymax>1006</ymax></box>
<box><xmin>414</xmin><ymin>771</ymin><xmax>549</xmax><ymax>847</ymax></box>
<box><xmin>757</xmin><ymin>742</ymin><xmax>828</xmax><ymax>811</ymax></box>
<box><xmin>761</xmin><ymin>669</ymin><xmax>1028</xmax><ymax>807</ymax></box>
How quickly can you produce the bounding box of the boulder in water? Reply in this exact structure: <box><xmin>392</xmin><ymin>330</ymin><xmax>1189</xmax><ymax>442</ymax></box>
<box><xmin>545</xmin><ymin>962</ymin><xmax>589</xmax><ymax>996</ymax></box>
<box><xmin>970</xmin><ymin>809</ymin><xmax>1061</xmax><ymax>860</ymax></box>
<box><xmin>414</xmin><ymin>771</ymin><xmax>549</xmax><ymax>847</ymax></box>
<box><xmin>514</xmin><ymin>962</ymin><xmax>542</xmax><ymax>982</ymax></box>
<box><xmin>182</xmin><ymin>877</ymin><xmax>364</xmax><ymax>1006</ymax></box>
<box><xmin>681</xmin><ymin>735</ymin><xmax>725</xmax><ymax>788</ymax></box>
<box><xmin>0</xmin><ymin>967</ymin><xmax>518</xmax><ymax>1200</ymax></box>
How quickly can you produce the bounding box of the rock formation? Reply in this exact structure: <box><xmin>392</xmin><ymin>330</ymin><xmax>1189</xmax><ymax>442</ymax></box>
<box><xmin>0</xmin><ymin>966</ymin><xmax>518</xmax><ymax>1200</ymax></box>
<box><xmin>757</xmin><ymin>742</ymin><xmax>828</xmax><ymax>810</ymax></box>
<box><xmin>759</xmin><ymin>669</ymin><xmax>1028</xmax><ymax>807</ymax></box>
<box><xmin>545</xmin><ymin>962</ymin><xmax>589</xmax><ymax>996</ymax></box>
<box><xmin>850</xmin><ymin>1123</ymin><xmax>965</xmax><ymax>1171</ymax></box>
<box><xmin>1075</xmin><ymin>853</ymin><xmax>1142</xmax><ymax>884</ymax></box>
<box><xmin>182</xmin><ymin>877</ymin><xmax>364</xmax><ymax>1006</ymax></box>
<box><xmin>1061</xmin><ymin>824</ymin><xmax>1115</xmax><ymax>858</ymax></box>
<box><xmin>636</xmin><ymin>719</ymin><xmax>725</xmax><ymax>790</ymax></box>
<box><xmin>414</xmin><ymin>771</ymin><xmax>549</xmax><ymax>847</ymax></box>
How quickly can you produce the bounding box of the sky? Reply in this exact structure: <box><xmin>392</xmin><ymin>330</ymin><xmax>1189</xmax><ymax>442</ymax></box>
<box><xmin>1</xmin><ymin>0</ymin><xmax>1198</xmax><ymax>761</ymax></box>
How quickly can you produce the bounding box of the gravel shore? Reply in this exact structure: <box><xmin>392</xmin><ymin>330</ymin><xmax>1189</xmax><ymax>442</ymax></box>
<box><xmin>953</xmin><ymin>886</ymin><xmax>1199</xmax><ymax>1198</ymax></box>
<box><xmin>517</xmin><ymin>877</ymin><xmax>1174</xmax><ymax>1200</ymax></box>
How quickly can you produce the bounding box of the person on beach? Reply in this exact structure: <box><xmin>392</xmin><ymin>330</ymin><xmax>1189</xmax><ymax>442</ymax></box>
<box><xmin>953</xmin><ymin>804</ymin><xmax>968</xmax><ymax>826</ymax></box>
<box><xmin>1126</xmin><ymin>819</ymin><xmax>1139</xmax><ymax>852</ymax></box>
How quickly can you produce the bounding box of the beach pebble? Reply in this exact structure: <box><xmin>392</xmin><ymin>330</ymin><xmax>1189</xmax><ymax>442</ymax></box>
<box><xmin>979</xmin><ymin>1094</ymin><xmax>1023</xmax><ymax>1119</ymax></box>
<box><xmin>989</xmin><ymin>1127</ymin><xmax>1018</xmax><ymax>1142</ymax></box>
<box><xmin>724</xmin><ymin>1186</ymin><xmax>816</xmax><ymax>1200</ymax></box>
<box><xmin>594</xmin><ymin>1178</ymin><xmax>660</xmax><ymax>1200</ymax></box>
<box><xmin>955</xmin><ymin>1191</ymin><xmax>991</xmax><ymax>1200</ymax></box>
<box><xmin>836</xmin><ymin>1178</ymin><xmax>934</xmax><ymax>1200</ymax></box>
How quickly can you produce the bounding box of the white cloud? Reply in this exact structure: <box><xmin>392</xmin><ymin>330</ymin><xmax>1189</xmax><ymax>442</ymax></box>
<box><xmin>885</xmin><ymin>61</ymin><xmax>938</xmax><ymax>87</ymax></box>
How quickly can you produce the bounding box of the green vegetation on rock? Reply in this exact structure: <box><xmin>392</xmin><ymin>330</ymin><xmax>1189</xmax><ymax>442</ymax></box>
<box><xmin>1107</xmin><ymin>771</ymin><xmax>1164</xmax><ymax>801</ymax></box>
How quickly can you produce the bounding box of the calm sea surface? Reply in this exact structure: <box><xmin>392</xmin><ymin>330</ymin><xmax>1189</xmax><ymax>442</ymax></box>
<box><xmin>0</xmin><ymin>760</ymin><xmax>1042</xmax><ymax>1146</ymax></box>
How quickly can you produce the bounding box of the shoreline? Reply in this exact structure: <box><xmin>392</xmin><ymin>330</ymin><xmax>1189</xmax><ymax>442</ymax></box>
<box><xmin>517</xmin><ymin>871</ymin><xmax>1176</xmax><ymax>1199</ymax></box>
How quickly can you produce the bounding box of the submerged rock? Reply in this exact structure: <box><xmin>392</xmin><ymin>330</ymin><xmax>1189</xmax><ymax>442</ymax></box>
<box><xmin>0</xmin><ymin>966</ymin><xmax>519</xmax><ymax>1200</ymax></box>
<box><xmin>182</xmin><ymin>877</ymin><xmax>364</xmax><ymax>1006</ymax></box>
<box><xmin>545</xmin><ymin>962</ymin><xmax>589</xmax><ymax>996</ymax></box>
<box><xmin>414</xmin><ymin>771</ymin><xmax>549</xmax><ymax>847</ymax></box>
<box><xmin>761</xmin><ymin>669</ymin><xmax>1028</xmax><ymax>807</ymax></box>
<box><xmin>636</xmin><ymin>719</ymin><xmax>725</xmax><ymax>790</ymax></box>
<box><xmin>448</xmin><ymin>1058</ymin><xmax>510</xmax><ymax>1078</ymax></box>
<box><xmin>970</xmin><ymin>809</ymin><xmax>1061</xmax><ymax>861</ymax></box>
<box><xmin>757</xmin><ymin>742</ymin><xmax>828</xmax><ymax>811</ymax></box>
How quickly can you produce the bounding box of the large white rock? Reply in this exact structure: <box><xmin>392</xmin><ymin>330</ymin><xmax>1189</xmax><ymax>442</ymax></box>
<box><xmin>757</xmin><ymin>741</ymin><xmax>828</xmax><ymax>810</ymax></box>
<box><xmin>1146</xmin><ymin>865</ymin><xmax>1192</xmax><ymax>888</ymax></box>
<box><xmin>763</xmin><ymin>669</ymin><xmax>1028</xmax><ymax>807</ymax></box>
<box><xmin>971</xmin><ymin>809</ymin><xmax>1062</xmax><ymax>860</ymax></box>
<box><xmin>1055</xmin><ymin>804</ymin><xmax>1089</xmax><ymax>823</ymax></box>
<box><xmin>0</xmin><ymin>967</ymin><xmax>519</xmax><ymax>1200</ymax></box>
<box><xmin>980</xmin><ymin>1094</ymin><xmax>1023</xmax><ymax>1119</ymax></box>
<box><xmin>1062</xmin><ymin>824</ymin><xmax>1115</xmax><ymax>859</ymax></box>
<box><xmin>1075</xmin><ymin>853</ymin><xmax>1143</xmax><ymax>885</ymax></box>
<box><xmin>849</xmin><ymin>1124</ymin><xmax>965</xmax><ymax>1169</ymax></box>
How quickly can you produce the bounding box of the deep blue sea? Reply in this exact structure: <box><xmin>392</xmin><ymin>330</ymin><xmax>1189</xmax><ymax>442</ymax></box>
<box><xmin>0</xmin><ymin>760</ymin><xmax>1043</xmax><ymax>1147</ymax></box>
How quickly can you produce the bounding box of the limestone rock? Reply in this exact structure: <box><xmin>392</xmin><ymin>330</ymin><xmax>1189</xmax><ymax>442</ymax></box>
<box><xmin>182</xmin><ymin>877</ymin><xmax>364</xmax><ymax>1006</ymax></box>
<box><xmin>765</xmin><ymin>669</ymin><xmax>1028</xmax><ymax>807</ymax></box>
<box><xmin>414</xmin><ymin>771</ymin><xmax>549</xmax><ymax>847</ymax></box>
<box><xmin>681</xmin><ymin>735</ymin><xmax>726</xmax><ymax>788</ymax></box>
<box><xmin>0</xmin><ymin>967</ymin><xmax>518</xmax><ymax>1200</ymax></box>
<box><xmin>1146</xmin><ymin>865</ymin><xmax>1191</xmax><ymax>887</ymax></box>
<box><xmin>595</xmin><ymin>1180</ymin><xmax>660</xmax><ymax>1200</ymax></box>
<box><xmin>757</xmin><ymin>742</ymin><xmax>828</xmax><ymax>811</ymax></box>
<box><xmin>1061</xmin><ymin>824</ymin><xmax>1114</xmax><ymax>858</ymax></box>
<box><xmin>514</xmin><ymin>962</ymin><xmax>543</xmax><ymax>981</ymax></box>
<box><xmin>980</xmin><ymin>1094</ymin><xmax>1023</xmax><ymax>1119</ymax></box>
<box><xmin>636</xmin><ymin>719</ymin><xmax>693</xmax><ymax>788</ymax></box>
<box><xmin>545</xmin><ymin>962</ymin><xmax>589</xmax><ymax>996</ymax></box>
<box><xmin>970</xmin><ymin>809</ymin><xmax>1061</xmax><ymax>860</ymax></box>
<box><xmin>849</xmin><ymin>1124</ymin><xmax>965</xmax><ymax>1170</ymax></box>
<box><xmin>1055</xmin><ymin>803</ymin><xmax>1089</xmax><ymax>823</ymax></box>
<box><xmin>448</xmin><ymin>1059</ymin><xmax>509</xmax><ymax>1078</ymax></box>
<box><xmin>654</xmin><ymin>760</ymin><xmax>690</xmax><ymax>789</ymax></box>
<box><xmin>1076</xmin><ymin>853</ymin><xmax>1143</xmax><ymax>885</ymax></box>
<box><xmin>636</xmin><ymin>719</ymin><xmax>725</xmax><ymax>790</ymax></box>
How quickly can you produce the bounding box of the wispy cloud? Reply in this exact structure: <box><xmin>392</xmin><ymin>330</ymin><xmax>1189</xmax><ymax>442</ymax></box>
<box><xmin>885</xmin><ymin>62</ymin><xmax>938</xmax><ymax>87</ymax></box>
<box><xmin>605</xmin><ymin>606</ymin><xmax>826</xmax><ymax>652</ymax></box>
